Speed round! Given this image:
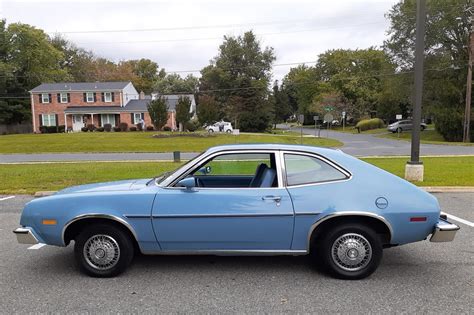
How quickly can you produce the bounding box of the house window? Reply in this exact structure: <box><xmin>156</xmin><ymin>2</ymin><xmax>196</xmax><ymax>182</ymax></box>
<box><xmin>101</xmin><ymin>114</ymin><xmax>116</xmax><ymax>126</ymax></box>
<box><xmin>86</xmin><ymin>92</ymin><xmax>94</xmax><ymax>103</ymax></box>
<box><xmin>41</xmin><ymin>93</ymin><xmax>50</xmax><ymax>103</ymax></box>
<box><xmin>104</xmin><ymin>92</ymin><xmax>112</xmax><ymax>102</ymax></box>
<box><xmin>133</xmin><ymin>113</ymin><xmax>144</xmax><ymax>124</ymax></box>
<box><xmin>42</xmin><ymin>114</ymin><xmax>56</xmax><ymax>126</ymax></box>
<box><xmin>60</xmin><ymin>93</ymin><xmax>68</xmax><ymax>103</ymax></box>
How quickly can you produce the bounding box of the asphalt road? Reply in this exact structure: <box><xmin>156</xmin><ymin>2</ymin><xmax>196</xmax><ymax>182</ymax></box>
<box><xmin>0</xmin><ymin>193</ymin><xmax>473</xmax><ymax>313</ymax></box>
<box><xmin>284</xmin><ymin>126</ymin><xmax>474</xmax><ymax>157</ymax></box>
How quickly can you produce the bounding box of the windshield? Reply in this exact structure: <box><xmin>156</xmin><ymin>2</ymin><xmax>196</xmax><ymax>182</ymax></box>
<box><xmin>150</xmin><ymin>151</ymin><xmax>206</xmax><ymax>186</ymax></box>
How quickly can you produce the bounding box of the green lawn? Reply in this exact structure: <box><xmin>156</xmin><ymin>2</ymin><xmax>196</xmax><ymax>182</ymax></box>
<box><xmin>0</xmin><ymin>132</ymin><xmax>342</xmax><ymax>154</ymax></box>
<box><xmin>1</xmin><ymin>156</ymin><xmax>472</xmax><ymax>194</ymax></box>
<box><xmin>379</xmin><ymin>129</ymin><xmax>474</xmax><ymax>146</ymax></box>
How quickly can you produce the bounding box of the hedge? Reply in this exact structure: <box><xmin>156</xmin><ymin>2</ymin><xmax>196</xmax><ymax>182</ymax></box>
<box><xmin>355</xmin><ymin>118</ymin><xmax>384</xmax><ymax>131</ymax></box>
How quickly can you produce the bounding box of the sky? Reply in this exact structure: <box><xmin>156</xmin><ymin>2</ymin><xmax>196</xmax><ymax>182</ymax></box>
<box><xmin>1</xmin><ymin>0</ymin><xmax>399</xmax><ymax>81</ymax></box>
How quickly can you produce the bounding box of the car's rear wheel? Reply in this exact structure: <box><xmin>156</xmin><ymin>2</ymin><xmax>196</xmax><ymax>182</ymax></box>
<box><xmin>208</xmin><ymin>129</ymin><xmax>214</xmax><ymax>133</ymax></box>
<box><xmin>74</xmin><ymin>224</ymin><xmax>134</xmax><ymax>277</ymax></box>
<box><xmin>226</xmin><ymin>129</ymin><xmax>232</xmax><ymax>133</ymax></box>
<box><xmin>319</xmin><ymin>223</ymin><xmax>382</xmax><ymax>280</ymax></box>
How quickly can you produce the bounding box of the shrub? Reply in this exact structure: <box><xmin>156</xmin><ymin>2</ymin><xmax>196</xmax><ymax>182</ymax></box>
<box><xmin>433</xmin><ymin>108</ymin><xmax>473</xmax><ymax>142</ymax></box>
<box><xmin>129</xmin><ymin>126</ymin><xmax>137</xmax><ymax>131</ymax></box>
<box><xmin>119</xmin><ymin>122</ymin><xmax>128</xmax><ymax>131</ymax></box>
<box><xmin>86</xmin><ymin>124</ymin><xmax>96</xmax><ymax>132</ymax></box>
<box><xmin>162</xmin><ymin>126</ymin><xmax>172</xmax><ymax>131</ymax></box>
<box><xmin>113</xmin><ymin>126</ymin><xmax>121</xmax><ymax>132</ymax></box>
<box><xmin>146</xmin><ymin>125</ymin><xmax>155</xmax><ymax>131</ymax></box>
<box><xmin>355</xmin><ymin>118</ymin><xmax>384</xmax><ymax>131</ymax></box>
<box><xmin>136</xmin><ymin>123</ymin><xmax>143</xmax><ymax>131</ymax></box>
<box><xmin>104</xmin><ymin>124</ymin><xmax>112</xmax><ymax>132</ymax></box>
<box><xmin>185</xmin><ymin>120</ymin><xmax>198</xmax><ymax>132</ymax></box>
<box><xmin>96</xmin><ymin>127</ymin><xmax>104</xmax><ymax>132</ymax></box>
<box><xmin>81</xmin><ymin>127</ymin><xmax>89</xmax><ymax>132</ymax></box>
<box><xmin>39</xmin><ymin>125</ymin><xmax>66</xmax><ymax>133</ymax></box>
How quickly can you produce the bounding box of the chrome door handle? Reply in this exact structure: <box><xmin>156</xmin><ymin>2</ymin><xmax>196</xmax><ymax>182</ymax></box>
<box><xmin>262</xmin><ymin>196</ymin><xmax>282</xmax><ymax>205</ymax></box>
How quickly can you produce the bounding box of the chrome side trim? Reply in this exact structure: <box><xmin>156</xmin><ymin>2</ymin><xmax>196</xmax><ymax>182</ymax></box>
<box><xmin>152</xmin><ymin>213</ymin><xmax>293</xmax><ymax>219</ymax></box>
<box><xmin>141</xmin><ymin>249</ymin><xmax>308</xmax><ymax>256</ymax></box>
<box><xmin>123</xmin><ymin>214</ymin><xmax>150</xmax><ymax>219</ymax></box>
<box><xmin>306</xmin><ymin>211</ymin><xmax>394</xmax><ymax>250</ymax></box>
<box><xmin>13</xmin><ymin>227</ymin><xmax>39</xmax><ymax>245</ymax></box>
<box><xmin>61</xmin><ymin>214</ymin><xmax>139</xmax><ymax>246</ymax></box>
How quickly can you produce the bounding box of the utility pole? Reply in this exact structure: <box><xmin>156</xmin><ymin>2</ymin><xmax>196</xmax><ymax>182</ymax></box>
<box><xmin>463</xmin><ymin>10</ymin><xmax>473</xmax><ymax>143</ymax></box>
<box><xmin>405</xmin><ymin>0</ymin><xmax>426</xmax><ymax>182</ymax></box>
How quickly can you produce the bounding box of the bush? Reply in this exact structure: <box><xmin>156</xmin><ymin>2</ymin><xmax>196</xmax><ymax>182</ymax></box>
<box><xmin>81</xmin><ymin>127</ymin><xmax>88</xmax><ymax>132</ymax></box>
<box><xmin>104</xmin><ymin>124</ymin><xmax>112</xmax><ymax>132</ymax></box>
<box><xmin>129</xmin><ymin>126</ymin><xmax>137</xmax><ymax>131</ymax></box>
<box><xmin>86</xmin><ymin>124</ymin><xmax>96</xmax><ymax>132</ymax></box>
<box><xmin>113</xmin><ymin>126</ymin><xmax>121</xmax><ymax>132</ymax></box>
<box><xmin>96</xmin><ymin>127</ymin><xmax>104</xmax><ymax>132</ymax></box>
<box><xmin>355</xmin><ymin>118</ymin><xmax>384</xmax><ymax>131</ymax></box>
<box><xmin>146</xmin><ymin>125</ymin><xmax>155</xmax><ymax>131</ymax></box>
<box><xmin>433</xmin><ymin>108</ymin><xmax>473</xmax><ymax>142</ymax></box>
<box><xmin>184</xmin><ymin>120</ymin><xmax>198</xmax><ymax>132</ymax></box>
<box><xmin>136</xmin><ymin>123</ymin><xmax>143</xmax><ymax>131</ymax></box>
<box><xmin>39</xmin><ymin>125</ymin><xmax>65</xmax><ymax>133</ymax></box>
<box><xmin>119</xmin><ymin>122</ymin><xmax>128</xmax><ymax>132</ymax></box>
<box><xmin>162</xmin><ymin>126</ymin><xmax>171</xmax><ymax>131</ymax></box>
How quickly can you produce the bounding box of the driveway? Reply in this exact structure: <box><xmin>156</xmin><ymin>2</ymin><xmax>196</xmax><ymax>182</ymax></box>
<box><xmin>282</xmin><ymin>125</ymin><xmax>474</xmax><ymax>156</ymax></box>
<box><xmin>1</xmin><ymin>193</ymin><xmax>473</xmax><ymax>313</ymax></box>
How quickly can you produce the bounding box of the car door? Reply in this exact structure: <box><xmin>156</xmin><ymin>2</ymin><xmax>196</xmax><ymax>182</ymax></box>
<box><xmin>152</xmin><ymin>151</ymin><xmax>295</xmax><ymax>251</ymax></box>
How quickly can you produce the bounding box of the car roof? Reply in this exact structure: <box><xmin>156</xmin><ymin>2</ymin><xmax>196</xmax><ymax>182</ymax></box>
<box><xmin>205</xmin><ymin>143</ymin><xmax>343</xmax><ymax>157</ymax></box>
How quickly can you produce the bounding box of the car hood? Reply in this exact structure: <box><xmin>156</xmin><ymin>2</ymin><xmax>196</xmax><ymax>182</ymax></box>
<box><xmin>56</xmin><ymin>178</ymin><xmax>151</xmax><ymax>195</ymax></box>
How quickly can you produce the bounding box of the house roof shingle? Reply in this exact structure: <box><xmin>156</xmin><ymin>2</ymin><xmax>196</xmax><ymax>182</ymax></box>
<box><xmin>30</xmin><ymin>82</ymin><xmax>131</xmax><ymax>93</ymax></box>
<box><xmin>125</xmin><ymin>94</ymin><xmax>195</xmax><ymax>112</ymax></box>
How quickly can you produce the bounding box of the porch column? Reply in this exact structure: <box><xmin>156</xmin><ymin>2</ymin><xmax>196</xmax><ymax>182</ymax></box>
<box><xmin>64</xmin><ymin>113</ymin><xmax>67</xmax><ymax>132</ymax></box>
<box><xmin>91</xmin><ymin>113</ymin><xmax>94</xmax><ymax>126</ymax></box>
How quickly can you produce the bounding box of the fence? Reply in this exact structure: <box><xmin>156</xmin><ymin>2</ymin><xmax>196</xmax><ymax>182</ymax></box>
<box><xmin>0</xmin><ymin>122</ymin><xmax>32</xmax><ymax>135</ymax></box>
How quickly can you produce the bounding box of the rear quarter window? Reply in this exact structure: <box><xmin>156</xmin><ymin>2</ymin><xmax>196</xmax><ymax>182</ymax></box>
<box><xmin>284</xmin><ymin>154</ymin><xmax>348</xmax><ymax>186</ymax></box>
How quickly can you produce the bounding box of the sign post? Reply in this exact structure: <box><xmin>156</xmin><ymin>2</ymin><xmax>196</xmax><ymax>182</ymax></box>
<box><xmin>323</xmin><ymin>113</ymin><xmax>334</xmax><ymax>138</ymax></box>
<box><xmin>313</xmin><ymin>115</ymin><xmax>319</xmax><ymax>138</ymax></box>
<box><xmin>298</xmin><ymin>114</ymin><xmax>305</xmax><ymax>144</ymax></box>
<box><xmin>342</xmin><ymin>111</ymin><xmax>346</xmax><ymax>131</ymax></box>
<box><xmin>396</xmin><ymin>114</ymin><xmax>402</xmax><ymax>138</ymax></box>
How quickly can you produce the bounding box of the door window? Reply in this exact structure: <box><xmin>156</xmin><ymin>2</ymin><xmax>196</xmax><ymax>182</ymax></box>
<box><xmin>284</xmin><ymin>154</ymin><xmax>348</xmax><ymax>186</ymax></box>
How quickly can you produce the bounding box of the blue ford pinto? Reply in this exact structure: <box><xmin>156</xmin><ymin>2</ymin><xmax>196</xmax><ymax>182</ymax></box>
<box><xmin>14</xmin><ymin>144</ymin><xmax>459</xmax><ymax>279</ymax></box>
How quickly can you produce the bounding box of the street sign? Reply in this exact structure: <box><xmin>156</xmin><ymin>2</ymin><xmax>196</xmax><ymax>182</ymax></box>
<box><xmin>396</xmin><ymin>114</ymin><xmax>402</xmax><ymax>120</ymax></box>
<box><xmin>325</xmin><ymin>106</ymin><xmax>334</xmax><ymax>112</ymax></box>
<box><xmin>298</xmin><ymin>114</ymin><xmax>305</xmax><ymax>124</ymax></box>
<box><xmin>323</xmin><ymin>113</ymin><xmax>334</xmax><ymax>123</ymax></box>
<box><xmin>342</xmin><ymin>111</ymin><xmax>346</xmax><ymax>118</ymax></box>
<box><xmin>313</xmin><ymin>115</ymin><xmax>319</xmax><ymax>122</ymax></box>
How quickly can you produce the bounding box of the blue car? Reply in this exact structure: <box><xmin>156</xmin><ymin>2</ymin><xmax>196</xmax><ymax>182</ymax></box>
<box><xmin>14</xmin><ymin>144</ymin><xmax>459</xmax><ymax>279</ymax></box>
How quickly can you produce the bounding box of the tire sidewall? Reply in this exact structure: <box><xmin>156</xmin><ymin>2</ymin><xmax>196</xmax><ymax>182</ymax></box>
<box><xmin>320</xmin><ymin>224</ymin><xmax>383</xmax><ymax>280</ymax></box>
<box><xmin>74</xmin><ymin>224</ymin><xmax>134</xmax><ymax>277</ymax></box>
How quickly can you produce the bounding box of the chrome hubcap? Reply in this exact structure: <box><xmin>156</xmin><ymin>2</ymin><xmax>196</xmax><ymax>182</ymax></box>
<box><xmin>331</xmin><ymin>233</ymin><xmax>372</xmax><ymax>272</ymax></box>
<box><xmin>83</xmin><ymin>235</ymin><xmax>120</xmax><ymax>270</ymax></box>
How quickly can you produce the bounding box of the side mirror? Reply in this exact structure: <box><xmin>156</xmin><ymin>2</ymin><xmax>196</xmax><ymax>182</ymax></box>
<box><xmin>198</xmin><ymin>166</ymin><xmax>212</xmax><ymax>175</ymax></box>
<box><xmin>177</xmin><ymin>177</ymin><xmax>196</xmax><ymax>191</ymax></box>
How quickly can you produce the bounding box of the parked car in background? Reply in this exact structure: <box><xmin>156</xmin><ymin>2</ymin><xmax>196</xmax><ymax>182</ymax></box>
<box><xmin>206</xmin><ymin>121</ymin><xmax>233</xmax><ymax>133</ymax></box>
<box><xmin>14</xmin><ymin>144</ymin><xmax>459</xmax><ymax>279</ymax></box>
<box><xmin>387</xmin><ymin>120</ymin><xmax>427</xmax><ymax>133</ymax></box>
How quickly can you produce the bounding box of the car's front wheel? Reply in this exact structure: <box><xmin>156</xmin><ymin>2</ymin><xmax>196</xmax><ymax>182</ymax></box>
<box><xmin>319</xmin><ymin>223</ymin><xmax>382</xmax><ymax>280</ymax></box>
<box><xmin>74</xmin><ymin>224</ymin><xmax>134</xmax><ymax>277</ymax></box>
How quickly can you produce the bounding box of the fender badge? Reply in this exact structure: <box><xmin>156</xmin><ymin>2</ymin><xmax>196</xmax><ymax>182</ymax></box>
<box><xmin>375</xmin><ymin>197</ymin><xmax>388</xmax><ymax>209</ymax></box>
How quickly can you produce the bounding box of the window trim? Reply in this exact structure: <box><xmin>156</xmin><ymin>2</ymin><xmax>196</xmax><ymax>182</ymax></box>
<box><xmin>280</xmin><ymin>151</ymin><xmax>352</xmax><ymax>188</ymax></box>
<box><xmin>104</xmin><ymin>92</ymin><xmax>112</xmax><ymax>102</ymax></box>
<box><xmin>86</xmin><ymin>92</ymin><xmax>94</xmax><ymax>103</ymax></box>
<box><xmin>133</xmin><ymin>113</ymin><xmax>142</xmax><ymax>124</ymax></box>
<box><xmin>60</xmin><ymin>93</ymin><xmax>68</xmax><ymax>103</ymax></box>
<box><xmin>41</xmin><ymin>93</ymin><xmax>50</xmax><ymax>103</ymax></box>
<box><xmin>165</xmin><ymin>149</ymin><xmax>284</xmax><ymax>190</ymax></box>
<box><xmin>100</xmin><ymin>114</ymin><xmax>116</xmax><ymax>127</ymax></box>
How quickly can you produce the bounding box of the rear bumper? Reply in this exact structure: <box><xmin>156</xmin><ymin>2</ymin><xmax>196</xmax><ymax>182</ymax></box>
<box><xmin>430</xmin><ymin>218</ymin><xmax>460</xmax><ymax>242</ymax></box>
<box><xmin>13</xmin><ymin>227</ymin><xmax>39</xmax><ymax>245</ymax></box>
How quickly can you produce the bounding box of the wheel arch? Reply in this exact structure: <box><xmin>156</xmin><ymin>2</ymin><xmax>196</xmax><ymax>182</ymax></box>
<box><xmin>62</xmin><ymin>214</ymin><xmax>139</xmax><ymax>249</ymax></box>
<box><xmin>307</xmin><ymin>212</ymin><xmax>393</xmax><ymax>251</ymax></box>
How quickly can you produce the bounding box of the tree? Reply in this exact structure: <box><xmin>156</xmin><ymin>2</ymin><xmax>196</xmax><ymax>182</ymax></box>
<box><xmin>154</xmin><ymin>73</ymin><xmax>198</xmax><ymax>94</ymax></box>
<box><xmin>197</xmin><ymin>95</ymin><xmax>220</xmax><ymax>125</ymax></box>
<box><xmin>120</xmin><ymin>59</ymin><xmax>159</xmax><ymax>94</ymax></box>
<box><xmin>175</xmin><ymin>96</ymin><xmax>192</xmax><ymax>131</ymax></box>
<box><xmin>199</xmin><ymin>31</ymin><xmax>276</xmax><ymax>131</ymax></box>
<box><xmin>271</xmin><ymin>81</ymin><xmax>293</xmax><ymax>126</ymax></box>
<box><xmin>147</xmin><ymin>97</ymin><xmax>168</xmax><ymax>130</ymax></box>
<box><xmin>384</xmin><ymin>0</ymin><xmax>472</xmax><ymax>141</ymax></box>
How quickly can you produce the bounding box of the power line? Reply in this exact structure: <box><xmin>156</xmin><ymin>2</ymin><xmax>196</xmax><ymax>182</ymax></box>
<box><xmin>0</xmin><ymin>65</ymin><xmax>464</xmax><ymax>99</ymax></box>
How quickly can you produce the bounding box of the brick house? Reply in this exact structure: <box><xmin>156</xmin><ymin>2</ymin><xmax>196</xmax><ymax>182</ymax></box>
<box><xmin>29</xmin><ymin>81</ymin><xmax>196</xmax><ymax>133</ymax></box>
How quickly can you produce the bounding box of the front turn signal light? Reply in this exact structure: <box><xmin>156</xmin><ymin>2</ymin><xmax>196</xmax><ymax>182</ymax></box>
<box><xmin>42</xmin><ymin>219</ymin><xmax>57</xmax><ymax>225</ymax></box>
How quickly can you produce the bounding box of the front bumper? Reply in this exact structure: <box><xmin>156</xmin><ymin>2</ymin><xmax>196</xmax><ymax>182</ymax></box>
<box><xmin>430</xmin><ymin>218</ymin><xmax>460</xmax><ymax>242</ymax></box>
<box><xmin>13</xmin><ymin>227</ymin><xmax>39</xmax><ymax>245</ymax></box>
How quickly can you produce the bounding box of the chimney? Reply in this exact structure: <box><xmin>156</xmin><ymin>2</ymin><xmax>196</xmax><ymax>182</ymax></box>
<box><xmin>139</xmin><ymin>91</ymin><xmax>145</xmax><ymax>100</ymax></box>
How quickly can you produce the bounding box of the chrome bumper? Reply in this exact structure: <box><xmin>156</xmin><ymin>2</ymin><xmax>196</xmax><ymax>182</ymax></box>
<box><xmin>430</xmin><ymin>218</ymin><xmax>460</xmax><ymax>242</ymax></box>
<box><xmin>13</xmin><ymin>227</ymin><xmax>39</xmax><ymax>245</ymax></box>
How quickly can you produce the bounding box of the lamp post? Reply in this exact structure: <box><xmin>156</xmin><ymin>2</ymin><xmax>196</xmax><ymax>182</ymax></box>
<box><xmin>405</xmin><ymin>0</ymin><xmax>426</xmax><ymax>182</ymax></box>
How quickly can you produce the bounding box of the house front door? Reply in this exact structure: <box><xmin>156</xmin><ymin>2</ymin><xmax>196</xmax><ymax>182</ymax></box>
<box><xmin>72</xmin><ymin>115</ymin><xmax>84</xmax><ymax>132</ymax></box>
